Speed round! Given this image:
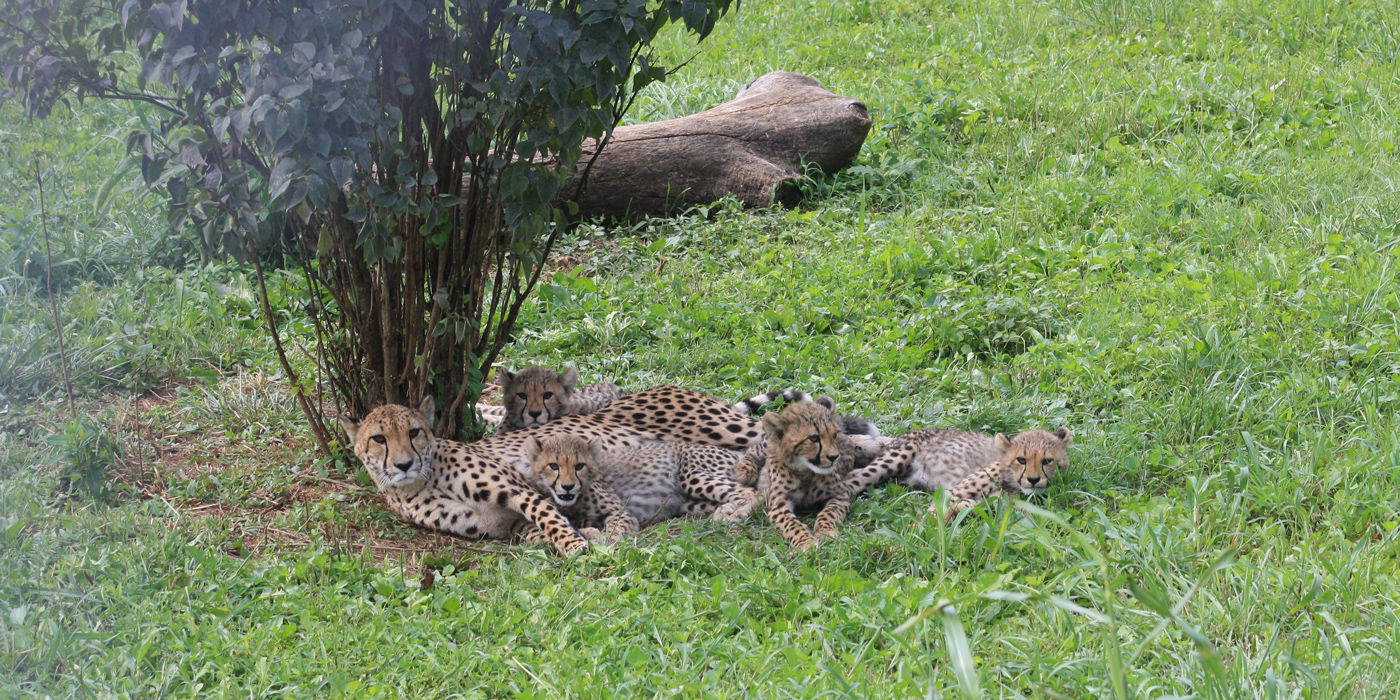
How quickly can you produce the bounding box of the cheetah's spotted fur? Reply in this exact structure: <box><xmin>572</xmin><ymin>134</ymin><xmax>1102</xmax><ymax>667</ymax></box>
<box><xmin>590</xmin><ymin>441</ymin><xmax>763</xmax><ymax>525</ymax></box>
<box><xmin>478</xmin><ymin>385</ymin><xmax>764</xmax><ymax>471</ymax></box>
<box><xmin>747</xmin><ymin>397</ymin><xmax>859</xmax><ymax>550</ymax></box>
<box><xmin>732</xmin><ymin>390</ymin><xmax>892</xmax><ymax>487</ymax></box>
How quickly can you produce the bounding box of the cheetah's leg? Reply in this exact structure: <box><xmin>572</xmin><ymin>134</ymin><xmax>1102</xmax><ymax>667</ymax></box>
<box><xmin>842</xmin><ymin>444</ymin><xmax>917</xmax><ymax>498</ymax></box>
<box><xmin>505</xmin><ymin>488</ymin><xmax>590</xmax><ymax>555</ymax></box>
<box><xmin>399</xmin><ymin>493</ymin><xmax>490</xmax><ymax>539</ymax></box>
<box><xmin>940</xmin><ymin>465</ymin><xmax>1004</xmax><ymax>519</ymax></box>
<box><xmin>510</xmin><ymin>518</ymin><xmax>603</xmax><ymax>546</ymax></box>
<box><xmin>762</xmin><ymin>467</ymin><xmax>818</xmax><ymax>550</ymax></box>
<box><xmin>812</xmin><ymin>496</ymin><xmax>851</xmax><ymax>539</ymax></box>
<box><xmin>590</xmin><ymin>484</ymin><xmax>640</xmax><ymax>541</ymax></box>
<box><xmin>509</xmin><ymin>518</ymin><xmax>547</xmax><ymax>543</ymax></box>
<box><xmin>678</xmin><ymin>450</ymin><xmax>763</xmax><ymax>524</ymax></box>
<box><xmin>766</xmin><ymin>495</ymin><xmax>817</xmax><ymax>550</ymax></box>
<box><xmin>732</xmin><ymin>446</ymin><xmax>762</xmax><ymax>487</ymax></box>
<box><xmin>673</xmin><ymin>499</ymin><xmax>719</xmax><ymax>519</ymax></box>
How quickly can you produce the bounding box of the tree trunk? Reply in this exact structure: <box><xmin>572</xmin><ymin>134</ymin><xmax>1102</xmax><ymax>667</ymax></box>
<box><xmin>568</xmin><ymin>71</ymin><xmax>871</xmax><ymax>219</ymax></box>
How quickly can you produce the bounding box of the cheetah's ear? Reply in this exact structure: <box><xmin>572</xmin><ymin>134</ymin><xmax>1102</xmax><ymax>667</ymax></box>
<box><xmin>494</xmin><ymin>368</ymin><xmax>515</xmax><ymax>388</ymax></box>
<box><xmin>1053</xmin><ymin>427</ymin><xmax>1072</xmax><ymax>444</ymax></box>
<box><xmin>338</xmin><ymin>414</ymin><xmax>361</xmax><ymax>442</ymax></box>
<box><xmin>815</xmin><ymin>395</ymin><xmax>836</xmax><ymax>412</ymax></box>
<box><xmin>993</xmin><ymin>433</ymin><xmax>1013</xmax><ymax>451</ymax></box>
<box><xmin>560</xmin><ymin>366</ymin><xmax>579</xmax><ymax>392</ymax></box>
<box><xmin>524</xmin><ymin>436</ymin><xmax>544</xmax><ymax>460</ymax></box>
<box><xmin>585</xmin><ymin>437</ymin><xmax>603</xmax><ymax>459</ymax></box>
<box><xmin>761</xmin><ymin>411</ymin><xmax>788</xmax><ymax>437</ymax></box>
<box><xmin>415</xmin><ymin>395</ymin><xmax>436</xmax><ymax>428</ymax></box>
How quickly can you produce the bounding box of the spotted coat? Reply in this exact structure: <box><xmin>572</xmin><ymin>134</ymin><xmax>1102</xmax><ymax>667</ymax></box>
<box><xmin>842</xmin><ymin>427</ymin><xmax>1072</xmax><ymax>517</ymax></box>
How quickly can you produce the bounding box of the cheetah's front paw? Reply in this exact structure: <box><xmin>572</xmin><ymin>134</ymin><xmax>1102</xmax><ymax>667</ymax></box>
<box><xmin>711</xmin><ymin>495</ymin><xmax>760</xmax><ymax>524</ymax></box>
<box><xmin>577</xmin><ymin>527</ymin><xmax>605</xmax><ymax>542</ymax></box>
<box><xmin>559</xmin><ymin>537</ymin><xmax>591</xmax><ymax>556</ymax></box>
<box><xmin>937</xmin><ymin>499</ymin><xmax>977</xmax><ymax>520</ymax></box>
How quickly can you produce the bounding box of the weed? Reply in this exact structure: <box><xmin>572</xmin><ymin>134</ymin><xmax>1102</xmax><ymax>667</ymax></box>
<box><xmin>47</xmin><ymin>415</ymin><xmax>121</xmax><ymax>503</ymax></box>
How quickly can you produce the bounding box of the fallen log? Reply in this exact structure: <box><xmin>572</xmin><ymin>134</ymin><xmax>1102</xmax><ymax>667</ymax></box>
<box><xmin>567</xmin><ymin>71</ymin><xmax>871</xmax><ymax>219</ymax></box>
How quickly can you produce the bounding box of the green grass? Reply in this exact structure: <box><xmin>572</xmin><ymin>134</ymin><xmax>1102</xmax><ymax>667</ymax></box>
<box><xmin>6</xmin><ymin>0</ymin><xmax>1400</xmax><ymax>696</ymax></box>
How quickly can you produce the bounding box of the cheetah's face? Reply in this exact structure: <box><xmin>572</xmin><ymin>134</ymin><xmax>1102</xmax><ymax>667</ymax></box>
<box><xmin>496</xmin><ymin>366</ymin><xmax>577</xmax><ymax>429</ymax></box>
<box><xmin>761</xmin><ymin>397</ymin><xmax>843</xmax><ymax>476</ymax></box>
<box><xmin>339</xmin><ymin>396</ymin><xmax>437</xmax><ymax>491</ymax></box>
<box><xmin>993</xmin><ymin>427</ymin><xmax>1072</xmax><ymax>495</ymax></box>
<box><xmin>523</xmin><ymin>434</ymin><xmax>599</xmax><ymax>508</ymax></box>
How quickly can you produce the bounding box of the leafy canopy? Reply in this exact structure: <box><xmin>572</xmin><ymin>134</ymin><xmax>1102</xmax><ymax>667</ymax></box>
<box><xmin>0</xmin><ymin>0</ymin><xmax>736</xmax><ymax>443</ymax></box>
<box><xmin>1</xmin><ymin>0</ymin><xmax>732</xmax><ymax>254</ymax></box>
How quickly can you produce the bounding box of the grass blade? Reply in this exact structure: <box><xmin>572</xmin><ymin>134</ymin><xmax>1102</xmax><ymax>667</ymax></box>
<box><xmin>941</xmin><ymin>604</ymin><xmax>982</xmax><ymax>700</ymax></box>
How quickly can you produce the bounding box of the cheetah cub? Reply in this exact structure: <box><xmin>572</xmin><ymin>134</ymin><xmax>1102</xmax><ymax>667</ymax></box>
<box><xmin>523</xmin><ymin>435</ymin><xmax>639</xmax><ymax>542</ymax></box>
<box><xmin>732</xmin><ymin>389</ymin><xmax>893</xmax><ymax>488</ymax></box>
<box><xmin>495</xmin><ymin>365</ymin><xmax>628</xmax><ymax>431</ymax></box>
<box><xmin>747</xmin><ymin>397</ymin><xmax>859</xmax><ymax>550</ymax></box>
<box><xmin>843</xmin><ymin>427</ymin><xmax>1072</xmax><ymax>517</ymax></box>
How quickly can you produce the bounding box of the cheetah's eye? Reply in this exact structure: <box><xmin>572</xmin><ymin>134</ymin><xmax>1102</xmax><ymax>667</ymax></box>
<box><xmin>408</xmin><ymin>428</ymin><xmax>421</xmax><ymax>439</ymax></box>
<box><xmin>543</xmin><ymin>392</ymin><xmax>554</xmax><ymax>400</ymax></box>
<box><xmin>808</xmin><ymin>435</ymin><xmax>820</xmax><ymax>443</ymax></box>
<box><xmin>1016</xmin><ymin>456</ymin><xmax>1027</xmax><ymax>465</ymax></box>
<box><xmin>575</xmin><ymin>463</ymin><xmax>587</xmax><ymax>471</ymax></box>
<box><xmin>548</xmin><ymin>462</ymin><xmax>559</xmax><ymax>471</ymax></box>
<box><xmin>371</xmin><ymin>435</ymin><xmax>386</xmax><ymax>444</ymax></box>
<box><xmin>1041</xmin><ymin>457</ymin><xmax>1053</xmax><ymax>466</ymax></box>
<box><xmin>517</xmin><ymin>392</ymin><xmax>528</xmax><ymax>400</ymax></box>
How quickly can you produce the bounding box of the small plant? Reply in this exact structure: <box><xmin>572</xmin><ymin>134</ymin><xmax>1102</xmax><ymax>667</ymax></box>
<box><xmin>47</xmin><ymin>415</ymin><xmax>122</xmax><ymax>503</ymax></box>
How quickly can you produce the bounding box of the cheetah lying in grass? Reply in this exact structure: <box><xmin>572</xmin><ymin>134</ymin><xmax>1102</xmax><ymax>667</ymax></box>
<box><xmin>731</xmin><ymin>389</ymin><xmax>893</xmax><ymax>487</ymax></box>
<box><xmin>493</xmin><ymin>365</ymin><xmax>628</xmax><ymax>431</ymax></box>
<box><xmin>521</xmin><ymin>434</ymin><xmax>639</xmax><ymax>542</ymax></box>
<box><xmin>340</xmin><ymin>396</ymin><xmax>591</xmax><ymax>555</ymax></box>
<box><xmin>843</xmin><ymin>427</ymin><xmax>1072</xmax><ymax>518</ymax></box>
<box><xmin>341</xmin><ymin>386</ymin><xmax>765</xmax><ymax>553</ymax></box>
<box><xmin>739</xmin><ymin>396</ymin><xmax>867</xmax><ymax>550</ymax></box>
<box><xmin>524</xmin><ymin>433</ymin><xmax>763</xmax><ymax>533</ymax></box>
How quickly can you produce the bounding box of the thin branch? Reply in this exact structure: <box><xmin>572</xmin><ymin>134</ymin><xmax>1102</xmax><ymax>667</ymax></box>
<box><xmin>35</xmin><ymin>158</ymin><xmax>76</xmax><ymax>419</ymax></box>
<box><xmin>249</xmin><ymin>243</ymin><xmax>334</xmax><ymax>457</ymax></box>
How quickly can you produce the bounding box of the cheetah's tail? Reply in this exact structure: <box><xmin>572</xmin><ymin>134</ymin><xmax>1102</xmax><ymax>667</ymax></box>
<box><xmin>840</xmin><ymin>415</ymin><xmax>882</xmax><ymax>438</ymax></box>
<box><xmin>733</xmin><ymin>389</ymin><xmax>880</xmax><ymax>436</ymax></box>
<box><xmin>477</xmin><ymin>404</ymin><xmax>507</xmax><ymax>426</ymax></box>
<box><xmin>734</xmin><ymin>389</ymin><xmax>823</xmax><ymax>413</ymax></box>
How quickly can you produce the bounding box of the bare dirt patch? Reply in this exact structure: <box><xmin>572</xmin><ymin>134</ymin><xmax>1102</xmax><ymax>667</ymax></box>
<box><xmin>110</xmin><ymin>378</ymin><xmax>526</xmax><ymax>571</ymax></box>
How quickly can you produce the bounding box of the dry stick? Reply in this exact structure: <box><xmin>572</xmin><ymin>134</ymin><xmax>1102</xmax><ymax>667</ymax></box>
<box><xmin>35</xmin><ymin>159</ymin><xmax>77</xmax><ymax>420</ymax></box>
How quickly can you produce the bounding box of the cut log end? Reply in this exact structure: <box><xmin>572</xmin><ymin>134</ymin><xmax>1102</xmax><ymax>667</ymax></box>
<box><xmin>568</xmin><ymin>71</ymin><xmax>870</xmax><ymax>220</ymax></box>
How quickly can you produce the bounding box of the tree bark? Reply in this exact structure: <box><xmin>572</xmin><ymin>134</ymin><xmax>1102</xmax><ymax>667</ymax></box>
<box><xmin>568</xmin><ymin>71</ymin><xmax>871</xmax><ymax>219</ymax></box>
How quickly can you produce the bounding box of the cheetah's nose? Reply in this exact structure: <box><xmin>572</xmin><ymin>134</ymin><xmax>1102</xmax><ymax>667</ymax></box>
<box><xmin>394</xmin><ymin>460</ymin><xmax>414</xmax><ymax>473</ymax></box>
<box><xmin>826</xmin><ymin>453</ymin><xmax>838</xmax><ymax>463</ymax></box>
<box><xmin>1027</xmin><ymin>475</ymin><xmax>1042</xmax><ymax>486</ymax></box>
<box><xmin>528</xmin><ymin>410</ymin><xmax>543</xmax><ymax>419</ymax></box>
